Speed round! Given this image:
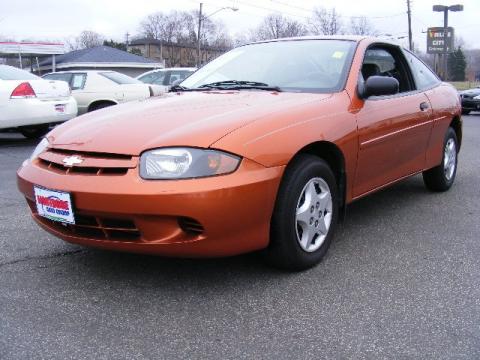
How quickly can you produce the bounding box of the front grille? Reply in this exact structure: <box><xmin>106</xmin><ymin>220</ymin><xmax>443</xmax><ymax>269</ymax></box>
<box><xmin>38</xmin><ymin>159</ymin><xmax>129</xmax><ymax>175</ymax></box>
<box><xmin>48</xmin><ymin>148</ymin><xmax>132</xmax><ymax>160</ymax></box>
<box><xmin>28</xmin><ymin>199</ymin><xmax>141</xmax><ymax>241</ymax></box>
<box><xmin>37</xmin><ymin>148</ymin><xmax>136</xmax><ymax>176</ymax></box>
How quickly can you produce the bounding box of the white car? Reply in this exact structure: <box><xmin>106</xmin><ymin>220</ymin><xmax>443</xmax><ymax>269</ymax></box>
<box><xmin>136</xmin><ymin>67</ymin><xmax>197</xmax><ymax>90</ymax></box>
<box><xmin>43</xmin><ymin>70</ymin><xmax>156</xmax><ymax>115</ymax></box>
<box><xmin>0</xmin><ymin>65</ymin><xmax>78</xmax><ymax>138</ymax></box>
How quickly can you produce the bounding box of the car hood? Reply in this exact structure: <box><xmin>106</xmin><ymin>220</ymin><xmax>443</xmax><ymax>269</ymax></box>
<box><xmin>47</xmin><ymin>90</ymin><xmax>332</xmax><ymax>156</ymax></box>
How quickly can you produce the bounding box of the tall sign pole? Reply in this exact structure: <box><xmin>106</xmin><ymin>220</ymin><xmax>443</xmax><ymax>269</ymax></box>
<box><xmin>442</xmin><ymin>9</ymin><xmax>448</xmax><ymax>80</ymax></box>
<box><xmin>432</xmin><ymin>4</ymin><xmax>464</xmax><ymax>80</ymax></box>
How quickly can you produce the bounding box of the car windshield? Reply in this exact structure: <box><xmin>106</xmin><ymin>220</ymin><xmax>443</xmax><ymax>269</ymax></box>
<box><xmin>100</xmin><ymin>72</ymin><xmax>141</xmax><ymax>84</ymax></box>
<box><xmin>181</xmin><ymin>40</ymin><xmax>356</xmax><ymax>93</ymax></box>
<box><xmin>0</xmin><ymin>65</ymin><xmax>39</xmax><ymax>80</ymax></box>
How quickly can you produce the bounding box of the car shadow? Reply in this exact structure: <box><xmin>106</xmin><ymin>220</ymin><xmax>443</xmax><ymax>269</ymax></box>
<box><xmin>51</xmin><ymin>175</ymin><xmax>432</xmax><ymax>288</ymax></box>
<box><xmin>0</xmin><ymin>132</ymin><xmax>38</xmax><ymax>147</ymax></box>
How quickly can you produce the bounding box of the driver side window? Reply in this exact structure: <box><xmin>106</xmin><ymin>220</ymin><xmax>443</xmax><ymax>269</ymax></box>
<box><xmin>362</xmin><ymin>47</ymin><xmax>414</xmax><ymax>93</ymax></box>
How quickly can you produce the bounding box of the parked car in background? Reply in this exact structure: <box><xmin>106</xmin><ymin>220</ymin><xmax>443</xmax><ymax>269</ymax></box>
<box><xmin>459</xmin><ymin>87</ymin><xmax>480</xmax><ymax>114</ymax></box>
<box><xmin>0</xmin><ymin>65</ymin><xmax>77</xmax><ymax>138</ymax></box>
<box><xmin>18</xmin><ymin>37</ymin><xmax>461</xmax><ymax>270</ymax></box>
<box><xmin>136</xmin><ymin>68</ymin><xmax>196</xmax><ymax>90</ymax></box>
<box><xmin>43</xmin><ymin>70</ymin><xmax>155</xmax><ymax>115</ymax></box>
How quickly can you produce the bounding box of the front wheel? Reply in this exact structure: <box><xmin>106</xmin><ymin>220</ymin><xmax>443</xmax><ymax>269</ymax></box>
<box><xmin>266</xmin><ymin>154</ymin><xmax>339</xmax><ymax>270</ymax></box>
<box><xmin>422</xmin><ymin>127</ymin><xmax>458</xmax><ymax>192</ymax></box>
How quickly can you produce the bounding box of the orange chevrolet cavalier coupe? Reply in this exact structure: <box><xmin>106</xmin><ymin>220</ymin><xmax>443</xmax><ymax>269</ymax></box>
<box><xmin>18</xmin><ymin>37</ymin><xmax>462</xmax><ymax>270</ymax></box>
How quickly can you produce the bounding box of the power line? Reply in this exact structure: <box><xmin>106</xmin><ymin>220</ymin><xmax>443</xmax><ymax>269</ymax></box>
<box><xmin>234</xmin><ymin>0</ymin><xmax>311</xmax><ymax>19</ymax></box>
<box><xmin>185</xmin><ymin>0</ymin><xmax>405</xmax><ymax>22</ymax></box>
<box><xmin>268</xmin><ymin>0</ymin><xmax>404</xmax><ymax>19</ymax></box>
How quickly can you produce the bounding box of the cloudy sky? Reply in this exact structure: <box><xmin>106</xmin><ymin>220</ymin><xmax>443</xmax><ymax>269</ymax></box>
<box><xmin>1</xmin><ymin>0</ymin><xmax>479</xmax><ymax>51</ymax></box>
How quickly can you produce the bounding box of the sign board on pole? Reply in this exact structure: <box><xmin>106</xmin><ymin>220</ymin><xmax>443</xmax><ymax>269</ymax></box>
<box><xmin>426</xmin><ymin>27</ymin><xmax>454</xmax><ymax>54</ymax></box>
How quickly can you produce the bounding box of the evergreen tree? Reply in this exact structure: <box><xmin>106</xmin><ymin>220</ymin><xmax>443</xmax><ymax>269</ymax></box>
<box><xmin>103</xmin><ymin>39</ymin><xmax>127</xmax><ymax>51</ymax></box>
<box><xmin>448</xmin><ymin>47</ymin><xmax>467</xmax><ymax>81</ymax></box>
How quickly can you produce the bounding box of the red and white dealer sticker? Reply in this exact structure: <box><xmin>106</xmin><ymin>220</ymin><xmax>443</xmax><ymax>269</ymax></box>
<box><xmin>34</xmin><ymin>186</ymin><xmax>75</xmax><ymax>224</ymax></box>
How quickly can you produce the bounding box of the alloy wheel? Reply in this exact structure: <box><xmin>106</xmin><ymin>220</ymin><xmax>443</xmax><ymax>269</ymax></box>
<box><xmin>295</xmin><ymin>177</ymin><xmax>333</xmax><ymax>252</ymax></box>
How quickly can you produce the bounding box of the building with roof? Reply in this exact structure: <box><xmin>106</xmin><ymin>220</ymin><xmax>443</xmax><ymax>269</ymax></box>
<box><xmin>127</xmin><ymin>38</ymin><xmax>229</xmax><ymax>67</ymax></box>
<box><xmin>37</xmin><ymin>46</ymin><xmax>163</xmax><ymax>77</ymax></box>
<box><xmin>0</xmin><ymin>41</ymin><xmax>65</xmax><ymax>72</ymax></box>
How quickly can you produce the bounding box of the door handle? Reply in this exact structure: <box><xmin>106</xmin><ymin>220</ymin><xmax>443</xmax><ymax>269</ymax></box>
<box><xmin>420</xmin><ymin>102</ymin><xmax>430</xmax><ymax>111</ymax></box>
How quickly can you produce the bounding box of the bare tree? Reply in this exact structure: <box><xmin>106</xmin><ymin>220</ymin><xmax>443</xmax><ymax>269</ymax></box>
<box><xmin>233</xmin><ymin>33</ymin><xmax>251</xmax><ymax>47</ymax></box>
<box><xmin>139</xmin><ymin>11</ymin><xmax>189</xmax><ymax>43</ymax></box>
<box><xmin>250</xmin><ymin>14</ymin><xmax>307</xmax><ymax>41</ymax></box>
<box><xmin>67</xmin><ymin>31</ymin><xmax>104</xmax><ymax>50</ymax></box>
<box><xmin>349</xmin><ymin>16</ymin><xmax>377</xmax><ymax>36</ymax></box>
<box><xmin>309</xmin><ymin>7</ymin><xmax>342</xmax><ymax>35</ymax></box>
<box><xmin>208</xmin><ymin>22</ymin><xmax>234</xmax><ymax>48</ymax></box>
<box><xmin>139</xmin><ymin>10</ymin><xmax>232</xmax><ymax>48</ymax></box>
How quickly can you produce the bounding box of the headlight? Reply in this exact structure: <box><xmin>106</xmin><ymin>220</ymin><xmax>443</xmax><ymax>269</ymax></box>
<box><xmin>140</xmin><ymin>147</ymin><xmax>241</xmax><ymax>179</ymax></box>
<box><xmin>474</xmin><ymin>95</ymin><xmax>480</xmax><ymax>100</ymax></box>
<box><xmin>29</xmin><ymin>138</ymin><xmax>49</xmax><ymax>161</ymax></box>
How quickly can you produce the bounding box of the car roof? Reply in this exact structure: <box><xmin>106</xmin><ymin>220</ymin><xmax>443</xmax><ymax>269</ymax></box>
<box><xmin>44</xmin><ymin>70</ymin><xmax>118</xmax><ymax>75</ymax></box>
<box><xmin>140</xmin><ymin>68</ymin><xmax>197</xmax><ymax>74</ymax></box>
<box><xmin>244</xmin><ymin>35</ymin><xmax>400</xmax><ymax>47</ymax></box>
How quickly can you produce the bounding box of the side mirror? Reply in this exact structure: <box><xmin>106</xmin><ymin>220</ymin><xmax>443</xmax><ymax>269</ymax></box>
<box><xmin>358</xmin><ymin>76</ymin><xmax>399</xmax><ymax>98</ymax></box>
<box><xmin>171</xmin><ymin>79</ymin><xmax>183</xmax><ymax>87</ymax></box>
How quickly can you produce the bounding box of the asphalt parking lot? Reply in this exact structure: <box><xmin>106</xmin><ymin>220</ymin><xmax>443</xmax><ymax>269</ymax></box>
<box><xmin>1</xmin><ymin>115</ymin><xmax>480</xmax><ymax>359</ymax></box>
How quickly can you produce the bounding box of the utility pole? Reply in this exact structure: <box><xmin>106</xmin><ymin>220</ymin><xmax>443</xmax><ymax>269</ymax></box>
<box><xmin>407</xmin><ymin>0</ymin><xmax>413</xmax><ymax>51</ymax></box>
<box><xmin>125</xmin><ymin>32</ymin><xmax>130</xmax><ymax>47</ymax></box>
<box><xmin>197</xmin><ymin>2</ymin><xmax>203</xmax><ymax>67</ymax></box>
<box><xmin>195</xmin><ymin>3</ymin><xmax>238</xmax><ymax>67</ymax></box>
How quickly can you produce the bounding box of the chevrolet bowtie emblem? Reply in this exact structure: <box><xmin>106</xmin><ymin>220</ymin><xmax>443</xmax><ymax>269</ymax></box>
<box><xmin>62</xmin><ymin>155</ymin><xmax>84</xmax><ymax>167</ymax></box>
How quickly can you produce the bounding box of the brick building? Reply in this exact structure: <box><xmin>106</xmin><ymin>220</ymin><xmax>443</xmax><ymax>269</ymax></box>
<box><xmin>128</xmin><ymin>38</ymin><xmax>228</xmax><ymax>67</ymax></box>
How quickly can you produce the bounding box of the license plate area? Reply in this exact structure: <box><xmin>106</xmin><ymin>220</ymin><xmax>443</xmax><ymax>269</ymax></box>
<box><xmin>55</xmin><ymin>104</ymin><xmax>66</xmax><ymax>113</ymax></box>
<box><xmin>34</xmin><ymin>186</ymin><xmax>75</xmax><ymax>224</ymax></box>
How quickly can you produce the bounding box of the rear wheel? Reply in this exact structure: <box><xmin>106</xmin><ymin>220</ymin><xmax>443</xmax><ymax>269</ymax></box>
<box><xmin>422</xmin><ymin>127</ymin><xmax>458</xmax><ymax>192</ymax></box>
<box><xmin>18</xmin><ymin>124</ymin><xmax>50</xmax><ymax>139</ymax></box>
<box><xmin>266</xmin><ymin>154</ymin><xmax>339</xmax><ymax>270</ymax></box>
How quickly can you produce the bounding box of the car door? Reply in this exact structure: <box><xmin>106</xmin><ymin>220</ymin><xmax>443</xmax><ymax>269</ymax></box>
<box><xmin>353</xmin><ymin>45</ymin><xmax>434</xmax><ymax>197</ymax></box>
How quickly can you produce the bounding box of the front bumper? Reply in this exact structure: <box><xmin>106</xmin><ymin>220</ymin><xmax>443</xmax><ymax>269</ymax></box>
<box><xmin>17</xmin><ymin>157</ymin><xmax>284</xmax><ymax>257</ymax></box>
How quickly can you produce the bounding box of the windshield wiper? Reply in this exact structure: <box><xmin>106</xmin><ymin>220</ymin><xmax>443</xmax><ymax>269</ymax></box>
<box><xmin>169</xmin><ymin>84</ymin><xmax>212</xmax><ymax>92</ymax></box>
<box><xmin>198</xmin><ymin>80</ymin><xmax>282</xmax><ymax>92</ymax></box>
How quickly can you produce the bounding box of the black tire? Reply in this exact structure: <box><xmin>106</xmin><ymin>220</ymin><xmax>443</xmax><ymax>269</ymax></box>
<box><xmin>18</xmin><ymin>124</ymin><xmax>50</xmax><ymax>139</ymax></box>
<box><xmin>462</xmin><ymin>109</ymin><xmax>470</xmax><ymax>115</ymax></box>
<box><xmin>422</xmin><ymin>127</ymin><xmax>458</xmax><ymax>192</ymax></box>
<box><xmin>89</xmin><ymin>102</ymin><xmax>114</xmax><ymax>112</ymax></box>
<box><xmin>266</xmin><ymin>154</ymin><xmax>339</xmax><ymax>271</ymax></box>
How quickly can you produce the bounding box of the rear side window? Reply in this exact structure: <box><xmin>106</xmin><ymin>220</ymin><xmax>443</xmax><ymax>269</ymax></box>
<box><xmin>404</xmin><ymin>51</ymin><xmax>440</xmax><ymax>90</ymax></box>
<box><xmin>100</xmin><ymin>72</ymin><xmax>141</xmax><ymax>84</ymax></box>
<box><xmin>0</xmin><ymin>65</ymin><xmax>39</xmax><ymax>80</ymax></box>
<box><xmin>71</xmin><ymin>73</ymin><xmax>86</xmax><ymax>90</ymax></box>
